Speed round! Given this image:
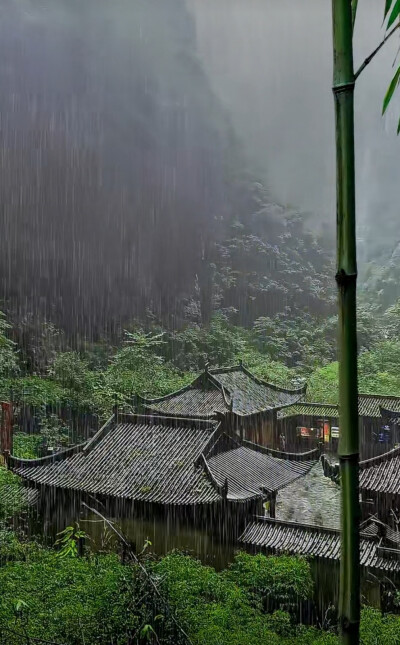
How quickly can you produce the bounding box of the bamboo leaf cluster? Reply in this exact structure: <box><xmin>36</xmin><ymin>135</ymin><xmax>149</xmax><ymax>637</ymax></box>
<box><xmin>383</xmin><ymin>1</ymin><xmax>400</xmax><ymax>131</ymax></box>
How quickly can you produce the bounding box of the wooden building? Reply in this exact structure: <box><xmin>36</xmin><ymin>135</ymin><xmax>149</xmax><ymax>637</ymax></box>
<box><xmin>240</xmin><ymin>515</ymin><xmax>400</xmax><ymax>615</ymax></box>
<box><xmin>137</xmin><ymin>362</ymin><xmax>306</xmax><ymax>447</ymax></box>
<box><xmin>277</xmin><ymin>394</ymin><xmax>400</xmax><ymax>459</ymax></box>
<box><xmin>359</xmin><ymin>445</ymin><xmax>400</xmax><ymax>523</ymax></box>
<box><xmin>239</xmin><ymin>515</ymin><xmax>400</xmax><ymax>573</ymax></box>
<box><xmin>9</xmin><ymin>412</ymin><xmax>318</xmax><ymax>540</ymax></box>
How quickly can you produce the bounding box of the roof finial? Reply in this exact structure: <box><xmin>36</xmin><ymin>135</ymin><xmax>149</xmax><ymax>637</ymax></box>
<box><xmin>205</xmin><ymin>361</ymin><xmax>209</xmax><ymax>373</ymax></box>
<box><xmin>239</xmin><ymin>358</ymin><xmax>243</xmax><ymax>368</ymax></box>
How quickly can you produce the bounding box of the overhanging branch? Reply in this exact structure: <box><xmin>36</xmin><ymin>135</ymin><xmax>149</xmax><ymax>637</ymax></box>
<box><xmin>355</xmin><ymin>22</ymin><xmax>400</xmax><ymax>80</ymax></box>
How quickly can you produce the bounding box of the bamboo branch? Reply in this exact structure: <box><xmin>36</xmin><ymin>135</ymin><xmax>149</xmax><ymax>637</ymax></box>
<box><xmin>354</xmin><ymin>22</ymin><xmax>400</xmax><ymax>80</ymax></box>
<box><xmin>81</xmin><ymin>502</ymin><xmax>194</xmax><ymax>645</ymax></box>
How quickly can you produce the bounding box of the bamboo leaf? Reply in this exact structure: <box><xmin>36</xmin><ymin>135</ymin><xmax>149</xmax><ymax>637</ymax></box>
<box><xmin>382</xmin><ymin>65</ymin><xmax>400</xmax><ymax>113</ymax></box>
<box><xmin>397</xmin><ymin>116</ymin><xmax>400</xmax><ymax>134</ymax></box>
<box><xmin>387</xmin><ymin>0</ymin><xmax>400</xmax><ymax>28</ymax></box>
<box><xmin>385</xmin><ymin>0</ymin><xmax>394</xmax><ymax>19</ymax></box>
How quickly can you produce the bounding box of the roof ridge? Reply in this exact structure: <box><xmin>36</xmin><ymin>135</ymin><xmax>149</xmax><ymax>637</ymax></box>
<box><xmin>240</xmin><ymin>363</ymin><xmax>307</xmax><ymax>395</ymax></box>
<box><xmin>249</xmin><ymin>515</ymin><xmax>342</xmax><ymax>535</ymax></box>
<box><xmin>291</xmin><ymin>402</ymin><xmax>338</xmax><ymax>409</ymax></box>
<box><xmin>210</xmin><ymin>362</ymin><xmax>307</xmax><ymax>395</ymax></box>
<box><xmin>241</xmin><ymin>438</ymin><xmax>320</xmax><ymax>462</ymax></box>
<box><xmin>242</xmin><ymin>516</ymin><xmax>379</xmax><ymax>543</ymax></box>
<box><xmin>9</xmin><ymin>441</ymin><xmax>87</xmax><ymax>468</ymax></box>
<box><xmin>205</xmin><ymin>372</ymin><xmax>233</xmax><ymax>410</ymax></box>
<box><xmin>253</xmin><ymin>515</ymin><xmax>378</xmax><ymax>541</ymax></box>
<box><xmin>136</xmin><ymin>380</ymin><xmax>197</xmax><ymax>404</ymax></box>
<box><xmin>358</xmin><ymin>392</ymin><xmax>400</xmax><ymax>401</ymax></box>
<box><xmin>83</xmin><ymin>414</ymin><xmax>115</xmax><ymax>454</ymax></box>
<box><xmin>117</xmin><ymin>412</ymin><xmax>219</xmax><ymax>430</ymax></box>
<box><xmin>199</xmin><ymin>453</ymin><xmax>227</xmax><ymax>498</ymax></box>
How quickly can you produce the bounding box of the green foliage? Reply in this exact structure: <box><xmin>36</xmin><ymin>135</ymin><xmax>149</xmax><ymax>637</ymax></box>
<box><xmin>54</xmin><ymin>524</ymin><xmax>87</xmax><ymax>558</ymax></box>
<box><xmin>12</xmin><ymin>433</ymin><xmax>43</xmax><ymax>459</ymax></box>
<box><xmin>0</xmin><ymin>529</ymin><xmax>43</xmax><ymax>565</ymax></box>
<box><xmin>50</xmin><ymin>351</ymin><xmax>91</xmax><ymax>392</ymax></box>
<box><xmin>224</xmin><ymin>551</ymin><xmax>313</xmax><ymax>613</ymax></box>
<box><xmin>253</xmin><ymin>312</ymin><xmax>336</xmax><ymax>369</ymax></box>
<box><xmin>358</xmin><ymin>341</ymin><xmax>400</xmax><ymax>395</ymax></box>
<box><xmin>5</xmin><ymin>375</ymin><xmax>66</xmax><ymax>407</ymax></box>
<box><xmin>0</xmin><ymin>467</ymin><xmax>29</xmax><ymax>522</ymax></box>
<box><xmin>168</xmin><ymin>315</ymin><xmax>249</xmax><ymax>371</ymax></box>
<box><xmin>151</xmin><ymin>552</ymin><xmax>281</xmax><ymax>645</ymax></box>
<box><xmin>239</xmin><ymin>348</ymin><xmax>299</xmax><ymax>388</ymax></box>
<box><xmin>0</xmin><ymin>549</ymin><xmax>139</xmax><ymax>645</ymax></box>
<box><xmin>382</xmin><ymin>1</ymin><xmax>400</xmax><ymax>133</ymax></box>
<box><xmin>360</xmin><ymin>606</ymin><xmax>400</xmax><ymax>644</ymax></box>
<box><xmin>383</xmin><ymin>298</ymin><xmax>400</xmax><ymax>339</ymax></box>
<box><xmin>307</xmin><ymin>363</ymin><xmax>339</xmax><ymax>404</ymax></box>
<box><xmin>0</xmin><ymin>311</ymin><xmax>19</xmax><ymax>380</ymax></box>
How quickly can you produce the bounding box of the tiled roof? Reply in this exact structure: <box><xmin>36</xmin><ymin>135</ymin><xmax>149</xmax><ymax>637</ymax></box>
<box><xmin>11</xmin><ymin>414</ymin><xmax>317</xmax><ymax>506</ymax></box>
<box><xmin>140</xmin><ymin>387</ymin><xmax>227</xmax><ymax>418</ymax></box>
<box><xmin>140</xmin><ymin>364</ymin><xmax>305</xmax><ymax>418</ymax></box>
<box><xmin>239</xmin><ymin>517</ymin><xmax>400</xmax><ymax>572</ymax></box>
<box><xmin>278</xmin><ymin>395</ymin><xmax>400</xmax><ymax>420</ymax></box>
<box><xmin>210</xmin><ymin>366</ymin><xmax>305</xmax><ymax>415</ymax></box>
<box><xmin>359</xmin><ymin>395</ymin><xmax>400</xmax><ymax>418</ymax></box>
<box><xmin>360</xmin><ymin>445</ymin><xmax>400</xmax><ymax>494</ymax></box>
<box><xmin>380</xmin><ymin>406</ymin><xmax>400</xmax><ymax>423</ymax></box>
<box><xmin>278</xmin><ymin>403</ymin><xmax>339</xmax><ymax>419</ymax></box>
<box><xmin>206</xmin><ymin>436</ymin><xmax>316</xmax><ymax>501</ymax></box>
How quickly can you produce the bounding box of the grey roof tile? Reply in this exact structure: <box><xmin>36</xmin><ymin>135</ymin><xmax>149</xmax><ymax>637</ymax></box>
<box><xmin>141</xmin><ymin>364</ymin><xmax>305</xmax><ymax>418</ymax></box>
<box><xmin>12</xmin><ymin>414</ymin><xmax>316</xmax><ymax>506</ymax></box>
<box><xmin>239</xmin><ymin>517</ymin><xmax>400</xmax><ymax>572</ymax></box>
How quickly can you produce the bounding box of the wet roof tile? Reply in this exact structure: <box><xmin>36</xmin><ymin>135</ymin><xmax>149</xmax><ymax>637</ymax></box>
<box><xmin>141</xmin><ymin>364</ymin><xmax>305</xmax><ymax>418</ymax></box>
<box><xmin>12</xmin><ymin>413</ymin><xmax>316</xmax><ymax>506</ymax></box>
<box><xmin>239</xmin><ymin>517</ymin><xmax>400</xmax><ymax>572</ymax></box>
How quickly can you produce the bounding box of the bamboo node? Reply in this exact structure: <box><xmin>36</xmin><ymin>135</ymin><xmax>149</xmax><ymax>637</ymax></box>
<box><xmin>335</xmin><ymin>269</ymin><xmax>357</xmax><ymax>287</ymax></box>
<box><xmin>332</xmin><ymin>80</ymin><xmax>355</xmax><ymax>95</ymax></box>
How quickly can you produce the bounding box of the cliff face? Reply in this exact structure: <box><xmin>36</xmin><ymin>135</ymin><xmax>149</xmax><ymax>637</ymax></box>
<box><xmin>0</xmin><ymin>0</ymin><xmax>333</xmax><ymax>338</ymax></box>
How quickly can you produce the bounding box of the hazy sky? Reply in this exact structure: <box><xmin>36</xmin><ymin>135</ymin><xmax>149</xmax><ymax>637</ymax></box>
<box><xmin>189</xmin><ymin>0</ymin><xmax>399</xmax><ymax>244</ymax></box>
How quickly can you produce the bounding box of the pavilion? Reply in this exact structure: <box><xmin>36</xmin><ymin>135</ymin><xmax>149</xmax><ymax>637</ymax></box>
<box><xmin>136</xmin><ymin>361</ymin><xmax>306</xmax><ymax>447</ymax></box>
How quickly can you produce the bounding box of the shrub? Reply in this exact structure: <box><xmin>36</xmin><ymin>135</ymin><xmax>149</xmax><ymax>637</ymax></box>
<box><xmin>0</xmin><ymin>550</ymin><xmax>139</xmax><ymax>645</ymax></box>
<box><xmin>12</xmin><ymin>433</ymin><xmax>44</xmax><ymax>459</ymax></box>
<box><xmin>225</xmin><ymin>551</ymin><xmax>313</xmax><ymax>613</ymax></box>
<box><xmin>0</xmin><ymin>467</ymin><xmax>29</xmax><ymax>522</ymax></box>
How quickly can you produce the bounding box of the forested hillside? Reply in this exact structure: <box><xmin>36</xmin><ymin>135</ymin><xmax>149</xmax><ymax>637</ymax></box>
<box><xmin>0</xmin><ymin>0</ymin><xmax>334</xmax><ymax>342</ymax></box>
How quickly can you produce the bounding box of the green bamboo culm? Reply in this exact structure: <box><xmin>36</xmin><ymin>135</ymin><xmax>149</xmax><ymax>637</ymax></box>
<box><xmin>331</xmin><ymin>0</ymin><xmax>360</xmax><ymax>643</ymax></box>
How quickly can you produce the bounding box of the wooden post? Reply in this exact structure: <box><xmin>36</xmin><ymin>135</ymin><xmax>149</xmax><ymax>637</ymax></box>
<box><xmin>0</xmin><ymin>402</ymin><xmax>13</xmax><ymax>456</ymax></box>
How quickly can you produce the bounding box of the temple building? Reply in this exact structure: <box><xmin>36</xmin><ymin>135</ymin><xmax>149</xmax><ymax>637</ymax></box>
<box><xmin>136</xmin><ymin>362</ymin><xmax>306</xmax><ymax>446</ymax></box>
<box><xmin>321</xmin><ymin>439</ymin><xmax>400</xmax><ymax>524</ymax></box>
<box><xmin>9</xmin><ymin>411</ymin><xmax>317</xmax><ymax>539</ymax></box>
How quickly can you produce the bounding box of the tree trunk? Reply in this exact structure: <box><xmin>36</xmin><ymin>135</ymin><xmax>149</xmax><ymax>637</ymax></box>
<box><xmin>331</xmin><ymin>0</ymin><xmax>360</xmax><ymax>642</ymax></box>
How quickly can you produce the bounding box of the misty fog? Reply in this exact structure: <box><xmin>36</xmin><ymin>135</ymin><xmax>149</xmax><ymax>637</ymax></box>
<box><xmin>189</xmin><ymin>0</ymin><xmax>399</xmax><ymax>244</ymax></box>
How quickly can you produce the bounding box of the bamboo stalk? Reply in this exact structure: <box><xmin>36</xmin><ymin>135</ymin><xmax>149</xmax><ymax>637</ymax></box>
<box><xmin>331</xmin><ymin>0</ymin><xmax>360</xmax><ymax>643</ymax></box>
